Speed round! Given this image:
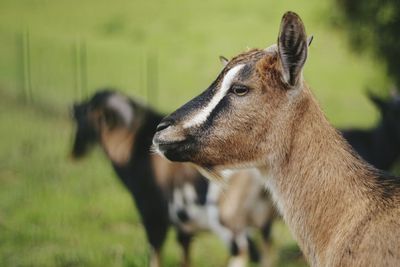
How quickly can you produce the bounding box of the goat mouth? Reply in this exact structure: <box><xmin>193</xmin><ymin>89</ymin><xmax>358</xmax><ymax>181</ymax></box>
<box><xmin>157</xmin><ymin>140</ymin><xmax>188</xmax><ymax>152</ymax></box>
<box><xmin>155</xmin><ymin>139</ymin><xmax>196</xmax><ymax>162</ymax></box>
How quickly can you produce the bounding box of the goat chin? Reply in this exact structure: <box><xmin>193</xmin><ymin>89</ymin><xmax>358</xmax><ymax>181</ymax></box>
<box><xmin>193</xmin><ymin>165</ymin><xmax>224</xmax><ymax>182</ymax></box>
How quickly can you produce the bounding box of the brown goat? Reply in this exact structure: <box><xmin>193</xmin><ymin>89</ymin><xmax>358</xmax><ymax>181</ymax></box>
<box><xmin>153</xmin><ymin>12</ymin><xmax>400</xmax><ymax>267</ymax></box>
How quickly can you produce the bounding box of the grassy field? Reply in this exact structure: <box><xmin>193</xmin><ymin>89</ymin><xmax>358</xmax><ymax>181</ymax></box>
<box><xmin>0</xmin><ymin>0</ymin><xmax>391</xmax><ymax>266</ymax></box>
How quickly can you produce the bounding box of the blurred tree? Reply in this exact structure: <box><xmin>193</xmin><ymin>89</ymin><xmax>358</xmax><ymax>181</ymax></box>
<box><xmin>335</xmin><ymin>0</ymin><xmax>400</xmax><ymax>89</ymax></box>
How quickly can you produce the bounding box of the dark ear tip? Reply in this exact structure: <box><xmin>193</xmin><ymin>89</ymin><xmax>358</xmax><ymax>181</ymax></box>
<box><xmin>219</xmin><ymin>55</ymin><xmax>228</xmax><ymax>62</ymax></box>
<box><xmin>307</xmin><ymin>35</ymin><xmax>314</xmax><ymax>46</ymax></box>
<box><xmin>219</xmin><ymin>55</ymin><xmax>229</xmax><ymax>66</ymax></box>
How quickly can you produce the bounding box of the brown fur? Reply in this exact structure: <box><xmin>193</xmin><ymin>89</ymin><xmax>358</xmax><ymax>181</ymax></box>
<box><xmin>153</xmin><ymin>12</ymin><xmax>400</xmax><ymax>267</ymax></box>
<box><xmin>88</xmin><ymin>106</ymin><xmax>139</xmax><ymax>166</ymax></box>
<box><xmin>266</xmin><ymin>87</ymin><xmax>400</xmax><ymax>266</ymax></box>
<box><xmin>100</xmin><ymin>127</ymin><xmax>135</xmax><ymax>165</ymax></box>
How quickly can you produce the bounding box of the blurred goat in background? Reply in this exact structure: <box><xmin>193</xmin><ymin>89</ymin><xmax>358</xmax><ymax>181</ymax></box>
<box><xmin>70</xmin><ymin>89</ymin><xmax>276</xmax><ymax>267</ymax></box>
<box><xmin>342</xmin><ymin>91</ymin><xmax>400</xmax><ymax>171</ymax></box>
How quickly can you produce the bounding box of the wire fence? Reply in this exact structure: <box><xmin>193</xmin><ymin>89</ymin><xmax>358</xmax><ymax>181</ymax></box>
<box><xmin>2</xmin><ymin>28</ymin><xmax>159</xmax><ymax>113</ymax></box>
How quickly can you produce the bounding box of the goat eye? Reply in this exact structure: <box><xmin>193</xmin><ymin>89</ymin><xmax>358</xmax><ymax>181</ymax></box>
<box><xmin>231</xmin><ymin>85</ymin><xmax>249</xmax><ymax>96</ymax></box>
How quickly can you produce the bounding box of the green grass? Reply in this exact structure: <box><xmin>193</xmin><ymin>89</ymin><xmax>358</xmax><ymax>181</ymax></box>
<box><xmin>0</xmin><ymin>0</ymin><xmax>391</xmax><ymax>266</ymax></box>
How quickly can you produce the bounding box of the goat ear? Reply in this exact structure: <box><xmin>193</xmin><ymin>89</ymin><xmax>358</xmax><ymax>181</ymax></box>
<box><xmin>367</xmin><ymin>91</ymin><xmax>386</xmax><ymax>111</ymax></box>
<box><xmin>277</xmin><ymin>11</ymin><xmax>308</xmax><ymax>87</ymax></box>
<box><xmin>219</xmin><ymin>55</ymin><xmax>229</xmax><ymax>67</ymax></box>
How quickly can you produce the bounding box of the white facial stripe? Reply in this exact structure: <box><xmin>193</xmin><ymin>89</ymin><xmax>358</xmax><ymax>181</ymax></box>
<box><xmin>107</xmin><ymin>94</ymin><xmax>134</xmax><ymax>125</ymax></box>
<box><xmin>183</xmin><ymin>64</ymin><xmax>245</xmax><ymax>128</ymax></box>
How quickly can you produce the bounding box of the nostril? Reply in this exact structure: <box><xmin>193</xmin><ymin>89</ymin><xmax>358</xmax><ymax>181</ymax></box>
<box><xmin>156</xmin><ymin>119</ymin><xmax>173</xmax><ymax>132</ymax></box>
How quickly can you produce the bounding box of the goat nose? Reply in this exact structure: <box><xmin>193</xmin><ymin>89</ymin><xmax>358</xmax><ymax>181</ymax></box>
<box><xmin>156</xmin><ymin>119</ymin><xmax>173</xmax><ymax>132</ymax></box>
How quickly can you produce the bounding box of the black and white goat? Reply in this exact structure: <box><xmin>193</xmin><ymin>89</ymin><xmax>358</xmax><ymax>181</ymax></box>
<box><xmin>342</xmin><ymin>92</ymin><xmax>400</xmax><ymax>170</ymax></box>
<box><xmin>71</xmin><ymin>89</ymin><xmax>275</xmax><ymax>267</ymax></box>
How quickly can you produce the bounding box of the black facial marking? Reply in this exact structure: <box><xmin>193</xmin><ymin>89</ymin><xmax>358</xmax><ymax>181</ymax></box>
<box><xmin>165</xmin><ymin>75</ymin><xmax>222</xmax><ymax>125</ymax></box>
<box><xmin>202</xmin><ymin>96</ymin><xmax>231</xmax><ymax>130</ymax></box>
<box><xmin>238</xmin><ymin>64</ymin><xmax>253</xmax><ymax>81</ymax></box>
<box><xmin>161</xmin><ymin>137</ymin><xmax>199</xmax><ymax>162</ymax></box>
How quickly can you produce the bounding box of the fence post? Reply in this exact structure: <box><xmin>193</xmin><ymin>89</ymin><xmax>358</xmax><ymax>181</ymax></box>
<box><xmin>72</xmin><ymin>39</ymin><xmax>88</xmax><ymax>100</ymax></box>
<box><xmin>72</xmin><ymin>40</ymin><xmax>80</xmax><ymax>99</ymax></box>
<box><xmin>146</xmin><ymin>50</ymin><xmax>158</xmax><ymax>107</ymax></box>
<box><xmin>139</xmin><ymin>49</ymin><xmax>145</xmax><ymax>102</ymax></box>
<box><xmin>18</xmin><ymin>29</ymin><xmax>33</xmax><ymax>104</ymax></box>
<box><xmin>16</xmin><ymin>32</ymin><xmax>25</xmax><ymax>102</ymax></box>
<box><xmin>80</xmin><ymin>39</ymin><xmax>88</xmax><ymax>98</ymax></box>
